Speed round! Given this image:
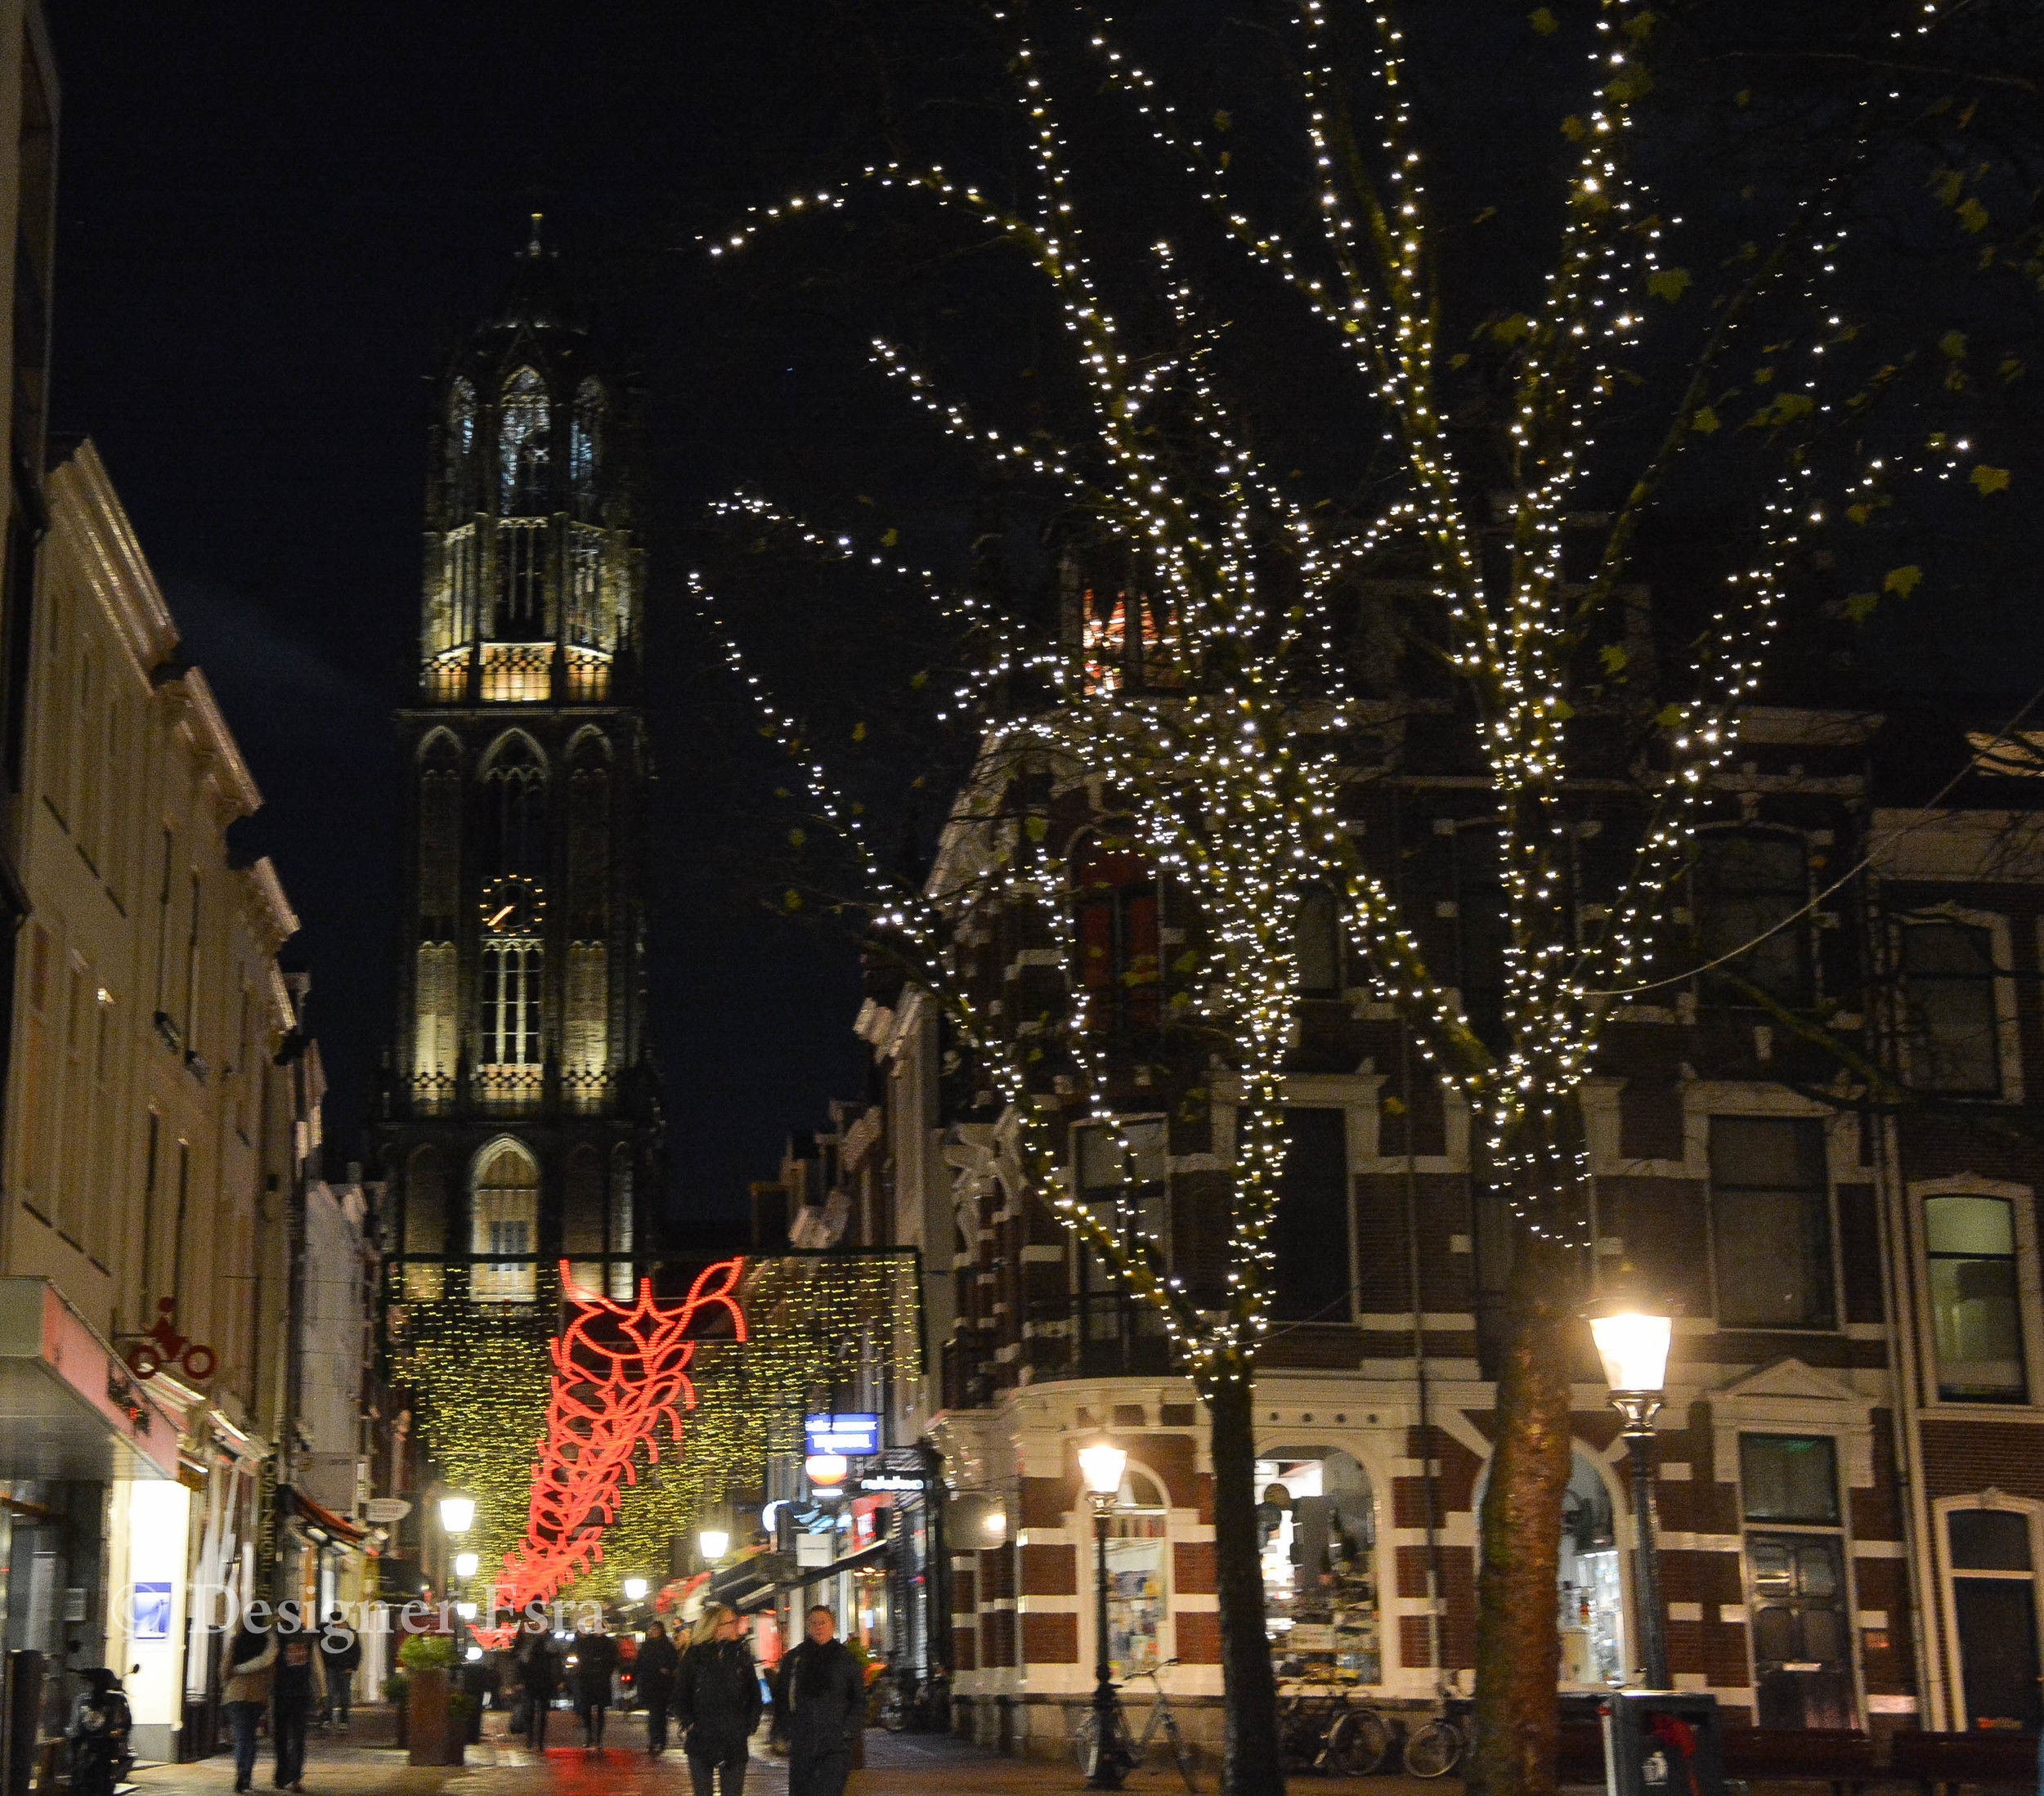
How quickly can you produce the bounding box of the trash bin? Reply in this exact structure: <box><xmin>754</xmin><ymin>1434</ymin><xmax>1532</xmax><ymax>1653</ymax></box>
<box><xmin>1602</xmin><ymin>1691</ymin><xmax>1724</xmax><ymax>1796</ymax></box>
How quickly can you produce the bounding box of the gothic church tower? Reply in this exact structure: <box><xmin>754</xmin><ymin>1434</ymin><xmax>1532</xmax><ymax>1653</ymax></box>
<box><xmin>378</xmin><ymin>226</ymin><xmax>658</xmax><ymax>1310</ymax></box>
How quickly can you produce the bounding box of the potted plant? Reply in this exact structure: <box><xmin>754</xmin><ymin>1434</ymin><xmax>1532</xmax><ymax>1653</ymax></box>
<box><xmin>398</xmin><ymin>1633</ymin><xmax>464</xmax><ymax>1766</ymax></box>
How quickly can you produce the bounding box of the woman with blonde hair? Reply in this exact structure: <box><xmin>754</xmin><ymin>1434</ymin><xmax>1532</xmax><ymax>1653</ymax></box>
<box><xmin>675</xmin><ymin>1602</ymin><xmax>761</xmax><ymax>1795</ymax></box>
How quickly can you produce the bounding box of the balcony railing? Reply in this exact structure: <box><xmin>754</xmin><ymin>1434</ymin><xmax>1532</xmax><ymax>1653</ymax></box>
<box><xmin>1028</xmin><ymin>1295</ymin><xmax>1174</xmax><ymax>1378</ymax></box>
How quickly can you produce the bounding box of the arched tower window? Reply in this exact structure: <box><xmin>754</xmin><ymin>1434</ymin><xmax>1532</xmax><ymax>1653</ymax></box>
<box><xmin>403</xmin><ymin>1146</ymin><xmax>446</xmax><ymax>1301</ymax></box>
<box><xmin>499</xmin><ymin>367</ymin><xmax>550</xmax><ymax>515</ymax></box>
<box><xmin>417</xmin><ymin>732</ymin><xmax>463</xmax><ymax>929</ymax></box>
<box><xmin>446</xmin><ymin>378</ymin><xmax>478</xmax><ymax>512</ymax></box>
<box><xmin>570</xmin><ymin>378</ymin><xmax>605</xmax><ymax>522</ymax></box>
<box><xmin>470</xmin><ymin>1137</ymin><xmax>540</xmax><ymax>1303</ymax></box>
<box><xmin>482</xmin><ymin>734</ymin><xmax>548</xmax><ymax>880</ymax></box>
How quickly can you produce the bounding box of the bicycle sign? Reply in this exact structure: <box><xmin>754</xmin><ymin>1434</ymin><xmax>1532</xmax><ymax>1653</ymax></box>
<box><xmin>123</xmin><ymin>1297</ymin><xmax>216</xmax><ymax>1383</ymax></box>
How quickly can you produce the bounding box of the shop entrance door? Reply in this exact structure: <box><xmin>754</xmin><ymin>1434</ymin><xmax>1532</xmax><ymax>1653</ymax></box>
<box><xmin>1747</xmin><ymin>1533</ymin><xmax>1854</xmax><ymax>1729</ymax></box>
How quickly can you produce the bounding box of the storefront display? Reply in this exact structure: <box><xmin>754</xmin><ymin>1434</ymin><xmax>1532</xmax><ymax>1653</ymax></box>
<box><xmin>1105</xmin><ymin>1512</ymin><xmax>1167</xmax><ymax>1677</ymax></box>
<box><xmin>1558</xmin><ymin>1452</ymin><xmax>1626</xmax><ymax>1686</ymax></box>
<box><xmin>1257</xmin><ymin>1450</ymin><xmax>1379</xmax><ymax>1684</ymax></box>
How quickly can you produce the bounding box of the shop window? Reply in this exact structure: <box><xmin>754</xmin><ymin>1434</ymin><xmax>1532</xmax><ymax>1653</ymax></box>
<box><xmin>1072</xmin><ymin>834</ymin><xmax>1161</xmax><ymax>1033</ymax></box>
<box><xmin>1925</xmin><ymin>1195</ymin><xmax>2028</xmax><ymax>1403</ymax></box>
<box><xmin>1103</xmin><ymin>1467</ymin><xmax>1170</xmax><ymax>1679</ymax></box>
<box><xmin>1740</xmin><ymin>1435</ymin><xmax>1840</xmax><ymax>1525</ymax></box>
<box><xmin>1709</xmin><ymin>1116</ymin><xmax>1835</xmax><ymax>1330</ymax></box>
<box><xmin>1692</xmin><ymin>830</ymin><xmax>1812</xmax><ymax>1005</ymax></box>
<box><xmin>1901</xmin><ymin>920</ymin><xmax>2004</xmax><ymax>1096</ymax></box>
<box><xmin>1946</xmin><ymin>1506</ymin><xmax>2043</xmax><ymax>1732</ymax></box>
<box><xmin>1271</xmin><ymin>1109</ymin><xmax>1351</xmax><ymax>1322</ymax></box>
<box><xmin>1258</xmin><ymin>1449</ymin><xmax>1378</xmax><ymax>1683</ymax></box>
<box><xmin>1293</xmin><ymin>885</ymin><xmax>1342</xmax><ymax>997</ymax></box>
<box><xmin>1558</xmin><ymin>1453</ymin><xmax>1626</xmax><ymax>1686</ymax></box>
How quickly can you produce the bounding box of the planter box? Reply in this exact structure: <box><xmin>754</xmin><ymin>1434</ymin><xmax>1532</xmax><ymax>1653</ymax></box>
<box><xmin>406</xmin><ymin>1668</ymin><xmax>466</xmax><ymax>1767</ymax></box>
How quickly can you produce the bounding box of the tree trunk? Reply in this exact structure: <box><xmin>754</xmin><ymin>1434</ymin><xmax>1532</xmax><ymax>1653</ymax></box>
<box><xmin>1467</xmin><ymin>1230</ymin><xmax>1578</xmax><ymax>1796</ymax></box>
<box><xmin>1202</xmin><ymin>1359</ymin><xmax>1285</xmax><ymax>1796</ymax></box>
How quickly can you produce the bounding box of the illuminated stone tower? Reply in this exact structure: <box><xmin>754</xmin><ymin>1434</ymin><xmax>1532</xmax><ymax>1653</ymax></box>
<box><xmin>377</xmin><ymin>223</ymin><xmax>658</xmax><ymax>1310</ymax></box>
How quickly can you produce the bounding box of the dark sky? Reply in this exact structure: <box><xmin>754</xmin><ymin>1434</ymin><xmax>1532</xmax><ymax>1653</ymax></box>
<box><xmin>44</xmin><ymin>5</ymin><xmax>906</xmax><ymax>1228</ymax></box>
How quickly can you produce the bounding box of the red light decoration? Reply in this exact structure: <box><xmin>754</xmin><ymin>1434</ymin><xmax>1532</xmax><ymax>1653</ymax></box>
<box><xmin>473</xmin><ymin>1257</ymin><xmax>746</xmax><ymax>1644</ymax></box>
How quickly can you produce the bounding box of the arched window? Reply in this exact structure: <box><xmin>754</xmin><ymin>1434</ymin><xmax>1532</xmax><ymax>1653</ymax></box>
<box><xmin>570</xmin><ymin>378</ymin><xmax>605</xmax><ymax>521</ymax></box>
<box><xmin>1941</xmin><ymin>1501</ymin><xmax>2044</xmax><ymax>1732</ymax></box>
<box><xmin>499</xmin><ymin>367</ymin><xmax>550</xmax><ymax>514</ymax></box>
<box><xmin>1092</xmin><ymin>1462</ymin><xmax>1170</xmax><ymax>1677</ymax></box>
<box><xmin>446</xmin><ymin>378</ymin><xmax>478</xmax><ymax>512</ymax></box>
<box><xmin>417</xmin><ymin>732</ymin><xmax>463</xmax><ymax>929</ymax></box>
<box><xmin>471</xmin><ymin>1138</ymin><xmax>540</xmax><ymax>1303</ymax></box>
<box><xmin>567</xmin><ymin>731</ymin><xmax>610</xmax><ymax>937</ymax></box>
<box><xmin>482</xmin><ymin>735</ymin><xmax>547</xmax><ymax>880</ymax></box>
<box><xmin>403</xmin><ymin>1146</ymin><xmax>446</xmax><ymax>1301</ymax></box>
<box><xmin>1073</xmin><ymin>831</ymin><xmax>1161</xmax><ymax>1032</ymax></box>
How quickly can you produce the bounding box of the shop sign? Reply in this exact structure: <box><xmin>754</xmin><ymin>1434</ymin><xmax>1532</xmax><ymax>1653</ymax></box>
<box><xmin>804</xmin><ymin>1413</ymin><xmax>881</xmax><ymax>1456</ymax></box>
<box><xmin>1287</xmin><ymin>1623</ymin><xmax>1336</xmax><ymax>1652</ymax></box>
<box><xmin>364</xmin><ymin>1498</ymin><xmax>412</xmax><ymax>1524</ymax></box>
<box><xmin>858</xmin><ymin>1475</ymin><xmax>927</xmax><ymax>1493</ymax></box>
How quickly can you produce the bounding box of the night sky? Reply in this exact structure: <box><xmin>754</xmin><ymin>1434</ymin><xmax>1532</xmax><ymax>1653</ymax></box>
<box><xmin>43</xmin><ymin>5</ymin><xmax>924</xmax><ymax>1229</ymax></box>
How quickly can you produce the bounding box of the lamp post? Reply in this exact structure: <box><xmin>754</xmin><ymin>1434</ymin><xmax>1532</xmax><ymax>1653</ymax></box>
<box><xmin>1077</xmin><ymin>1438</ymin><xmax>1129</xmax><ymax>1790</ymax></box>
<box><xmin>698</xmin><ymin>1529</ymin><xmax>730</xmax><ymax>1567</ymax></box>
<box><xmin>434</xmin><ymin>1494</ymin><xmax>474</xmax><ymax>1602</ymax></box>
<box><xmin>1587</xmin><ymin>1300</ymin><xmax>1674</xmax><ymax>1690</ymax></box>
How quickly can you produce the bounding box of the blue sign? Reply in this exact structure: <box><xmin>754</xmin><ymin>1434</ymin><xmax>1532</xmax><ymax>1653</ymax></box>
<box><xmin>804</xmin><ymin>1413</ymin><xmax>881</xmax><ymax>1456</ymax></box>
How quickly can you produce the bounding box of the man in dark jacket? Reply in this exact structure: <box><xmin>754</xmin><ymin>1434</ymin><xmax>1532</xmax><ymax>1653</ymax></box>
<box><xmin>773</xmin><ymin>1607</ymin><xmax>863</xmax><ymax>1796</ymax></box>
<box><xmin>272</xmin><ymin>1624</ymin><xmax>318</xmax><ymax>1793</ymax></box>
<box><xmin>318</xmin><ymin>1609</ymin><xmax>361</xmax><ymax>1729</ymax></box>
<box><xmin>572</xmin><ymin>1624</ymin><xmax>619</xmax><ymax>1752</ymax></box>
<box><xmin>634</xmin><ymin>1621</ymin><xmax>679</xmax><ymax>1758</ymax></box>
<box><xmin>675</xmin><ymin>1605</ymin><xmax>761</xmax><ymax>1795</ymax></box>
<box><xmin>517</xmin><ymin>1624</ymin><xmax>559</xmax><ymax>1752</ymax></box>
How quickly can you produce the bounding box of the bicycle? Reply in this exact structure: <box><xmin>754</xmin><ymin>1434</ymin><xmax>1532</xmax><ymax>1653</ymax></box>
<box><xmin>1403</xmin><ymin>1692</ymin><xmax>1474</xmax><ymax>1779</ymax></box>
<box><xmin>1276</xmin><ymin>1679</ymin><xmax>1393</xmax><ymax>1777</ymax></box>
<box><xmin>1068</xmin><ymin>1659</ymin><xmax>1199</xmax><ymax>1792</ymax></box>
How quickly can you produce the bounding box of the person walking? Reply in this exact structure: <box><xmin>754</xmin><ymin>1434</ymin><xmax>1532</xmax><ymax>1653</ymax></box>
<box><xmin>675</xmin><ymin>1604</ymin><xmax>761</xmax><ymax>1796</ymax></box>
<box><xmin>634</xmin><ymin>1620</ymin><xmax>679</xmax><ymax>1758</ymax></box>
<box><xmin>773</xmin><ymin>1607</ymin><xmax>863</xmax><ymax>1796</ymax></box>
<box><xmin>271</xmin><ymin>1623</ymin><xmax>317</xmax><ymax>1793</ymax></box>
<box><xmin>220</xmin><ymin>1624</ymin><xmax>276</xmax><ymax>1794</ymax></box>
<box><xmin>316</xmin><ymin>1611</ymin><xmax>359</xmax><ymax>1731</ymax></box>
<box><xmin>517</xmin><ymin>1623</ymin><xmax>559</xmax><ymax>1753</ymax></box>
<box><xmin>572</xmin><ymin>1622</ymin><xmax>618</xmax><ymax>1752</ymax></box>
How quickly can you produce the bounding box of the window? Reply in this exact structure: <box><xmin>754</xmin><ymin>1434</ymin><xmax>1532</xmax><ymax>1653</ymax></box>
<box><xmin>609</xmin><ymin>1149</ymin><xmax>635</xmax><ymax>1300</ymax></box>
<box><xmin>570</xmin><ymin>378</ymin><xmax>604</xmax><ymax>521</ymax></box>
<box><xmin>1902</xmin><ymin>920</ymin><xmax>2003</xmax><ymax>1095</ymax></box>
<box><xmin>1925</xmin><ymin>1195</ymin><xmax>2027</xmax><ymax>1402</ymax></box>
<box><xmin>1293</xmin><ymin>886</ymin><xmax>1342</xmax><ymax>997</ymax></box>
<box><xmin>1074</xmin><ymin>1118</ymin><xmax>1169</xmax><ymax>1373</ymax></box>
<box><xmin>1693</xmin><ymin>831</ymin><xmax>1811</xmax><ymax>1004</ymax></box>
<box><xmin>482</xmin><ymin>735</ymin><xmax>547</xmax><ymax>876</ymax></box>
<box><xmin>498</xmin><ymin>367</ymin><xmax>549</xmax><ymax>513</ymax></box>
<box><xmin>1946</xmin><ymin>1507</ymin><xmax>2044</xmax><ymax>1731</ymax></box>
<box><xmin>479</xmin><ymin>945</ymin><xmax>542</xmax><ymax>1067</ymax></box>
<box><xmin>471</xmin><ymin>1139</ymin><xmax>540</xmax><ymax>1303</ymax></box>
<box><xmin>403</xmin><ymin>1146</ymin><xmax>446</xmax><ymax>1301</ymax></box>
<box><xmin>446</xmin><ymin>378</ymin><xmax>477</xmax><ymax>512</ymax></box>
<box><xmin>1740</xmin><ymin>1435</ymin><xmax>1840</xmax><ymax>1525</ymax></box>
<box><xmin>1272</xmin><ymin>1109</ymin><xmax>1351</xmax><ymax>1322</ymax></box>
<box><xmin>1101</xmin><ymin>1467</ymin><xmax>1169</xmax><ymax>1678</ymax></box>
<box><xmin>1710</xmin><ymin>1116</ymin><xmax>1835</xmax><ymax>1329</ymax></box>
<box><xmin>417</xmin><ymin>733</ymin><xmax>463</xmax><ymax>929</ymax></box>
<box><xmin>1073</xmin><ymin>833</ymin><xmax>1160</xmax><ymax>1032</ymax></box>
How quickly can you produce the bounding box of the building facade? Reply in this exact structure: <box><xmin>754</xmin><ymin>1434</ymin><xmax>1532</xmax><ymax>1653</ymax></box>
<box><xmin>374</xmin><ymin>231</ymin><xmax>659</xmax><ymax>1318</ymax></box>
<box><xmin>803</xmin><ymin>598</ymin><xmax>2044</xmax><ymax>1755</ymax></box>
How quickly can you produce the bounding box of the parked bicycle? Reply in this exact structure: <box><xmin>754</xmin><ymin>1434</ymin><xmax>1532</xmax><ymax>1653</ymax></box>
<box><xmin>1403</xmin><ymin>1691</ymin><xmax>1475</xmax><ymax>1779</ymax></box>
<box><xmin>1068</xmin><ymin>1658</ymin><xmax>1199</xmax><ymax>1791</ymax></box>
<box><xmin>877</xmin><ymin>1666</ymin><xmax>950</xmax><ymax>1733</ymax></box>
<box><xmin>1276</xmin><ymin>1679</ymin><xmax>1393</xmax><ymax>1777</ymax></box>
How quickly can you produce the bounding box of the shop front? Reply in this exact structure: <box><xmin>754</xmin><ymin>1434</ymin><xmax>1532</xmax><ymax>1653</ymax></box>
<box><xmin>1257</xmin><ymin>1447</ymin><xmax>1380</xmax><ymax>1686</ymax></box>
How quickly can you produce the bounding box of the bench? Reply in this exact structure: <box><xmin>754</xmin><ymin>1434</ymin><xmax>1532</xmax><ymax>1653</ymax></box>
<box><xmin>1720</xmin><ymin>1727</ymin><xmax>1876</xmax><ymax>1796</ymax></box>
<box><xmin>1889</xmin><ymin>1729</ymin><xmax>2039</xmax><ymax>1794</ymax></box>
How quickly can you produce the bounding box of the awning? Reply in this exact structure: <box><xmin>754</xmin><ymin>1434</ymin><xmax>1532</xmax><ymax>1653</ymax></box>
<box><xmin>289</xmin><ymin>1486</ymin><xmax>367</xmax><ymax>1547</ymax></box>
<box><xmin>731</xmin><ymin>1539</ymin><xmax>894</xmax><ymax>1614</ymax></box>
<box><xmin>0</xmin><ymin>1279</ymin><xmax>178</xmax><ymax>1480</ymax></box>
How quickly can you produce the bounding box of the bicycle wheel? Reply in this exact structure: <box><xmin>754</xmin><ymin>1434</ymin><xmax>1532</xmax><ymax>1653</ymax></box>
<box><xmin>1404</xmin><ymin>1718</ymin><xmax>1464</xmax><ymax>1779</ymax></box>
<box><xmin>1328</xmin><ymin>1707</ymin><xmax>1392</xmax><ymax>1776</ymax></box>
<box><xmin>1070</xmin><ymin>1710</ymin><xmax>1100</xmax><ymax>1775</ymax></box>
<box><xmin>1159</xmin><ymin>1713</ymin><xmax>1199</xmax><ymax>1792</ymax></box>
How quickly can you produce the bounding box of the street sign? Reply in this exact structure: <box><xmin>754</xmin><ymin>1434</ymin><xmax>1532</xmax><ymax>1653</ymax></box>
<box><xmin>804</xmin><ymin>1413</ymin><xmax>881</xmax><ymax>1455</ymax></box>
<box><xmin>364</xmin><ymin>1498</ymin><xmax>412</xmax><ymax>1524</ymax></box>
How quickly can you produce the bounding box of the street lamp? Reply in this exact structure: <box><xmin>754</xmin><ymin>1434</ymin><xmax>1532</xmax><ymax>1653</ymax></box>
<box><xmin>438</xmin><ymin>1494</ymin><xmax>476</xmax><ymax>1535</ymax></box>
<box><xmin>454</xmin><ymin>1552</ymin><xmax>480</xmax><ymax>1579</ymax></box>
<box><xmin>1588</xmin><ymin>1297</ymin><xmax>1674</xmax><ymax>1690</ymax></box>
<box><xmin>1078</xmin><ymin>1438</ymin><xmax>1130</xmax><ymax>1790</ymax></box>
<box><xmin>623</xmin><ymin>1577</ymin><xmax>650</xmax><ymax>1602</ymax></box>
<box><xmin>698</xmin><ymin>1528</ymin><xmax>730</xmax><ymax>1565</ymax></box>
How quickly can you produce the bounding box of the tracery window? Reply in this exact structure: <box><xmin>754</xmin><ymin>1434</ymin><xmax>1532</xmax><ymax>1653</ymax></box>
<box><xmin>446</xmin><ymin>378</ymin><xmax>478</xmax><ymax>512</ymax></box>
<box><xmin>499</xmin><ymin>367</ymin><xmax>550</xmax><ymax>514</ymax></box>
<box><xmin>482</xmin><ymin>736</ymin><xmax>547</xmax><ymax>879</ymax></box>
<box><xmin>571</xmin><ymin>378</ymin><xmax>605</xmax><ymax>522</ymax></box>
<box><xmin>471</xmin><ymin>1138</ymin><xmax>540</xmax><ymax>1303</ymax></box>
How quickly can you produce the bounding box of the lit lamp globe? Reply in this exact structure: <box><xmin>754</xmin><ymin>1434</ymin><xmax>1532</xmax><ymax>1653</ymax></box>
<box><xmin>699</xmin><ymin>1527</ymin><xmax>732</xmax><ymax>1564</ymax></box>
<box><xmin>623</xmin><ymin>1577</ymin><xmax>650</xmax><ymax>1601</ymax></box>
<box><xmin>1078</xmin><ymin>1439</ymin><xmax>1127</xmax><ymax>1503</ymax></box>
<box><xmin>805</xmin><ymin>1453</ymin><xmax>849</xmax><ymax>1490</ymax></box>
<box><xmin>454</xmin><ymin>1552</ymin><xmax>480</xmax><ymax>1579</ymax></box>
<box><xmin>438</xmin><ymin>1495</ymin><xmax>477</xmax><ymax>1535</ymax></box>
<box><xmin>1588</xmin><ymin>1306</ymin><xmax>1673</xmax><ymax>1403</ymax></box>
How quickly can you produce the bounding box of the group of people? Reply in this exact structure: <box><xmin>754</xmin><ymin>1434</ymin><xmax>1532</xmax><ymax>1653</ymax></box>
<box><xmin>219</xmin><ymin>1610</ymin><xmax>362</xmax><ymax>1794</ymax></box>
<box><xmin>514</xmin><ymin>1603</ymin><xmax>863</xmax><ymax>1796</ymax></box>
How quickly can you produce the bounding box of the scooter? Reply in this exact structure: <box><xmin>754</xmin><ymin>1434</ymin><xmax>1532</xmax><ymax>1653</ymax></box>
<box><xmin>65</xmin><ymin>1666</ymin><xmax>134</xmax><ymax>1796</ymax></box>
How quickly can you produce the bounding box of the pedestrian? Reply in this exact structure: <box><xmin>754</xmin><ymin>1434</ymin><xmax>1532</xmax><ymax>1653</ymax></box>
<box><xmin>773</xmin><ymin>1607</ymin><xmax>863</xmax><ymax>1796</ymax></box>
<box><xmin>572</xmin><ymin>1621</ymin><xmax>618</xmax><ymax>1752</ymax></box>
<box><xmin>635</xmin><ymin>1620</ymin><xmax>679</xmax><ymax>1758</ymax></box>
<box><xmin>272</xmin><ymin>1619</ymin><xmax>317</xmax><ymax>1793</ymax></box>
<box><xmin>517</xmin><ymin>1622</ymin><xmax>558</xmax><ymax>1753</ymax></box>
<box><xmin>316</xmin><ymin>1610</ymin><xmax>360</xmax><ymax>1731</ymax></box>
<box><xmin>220</xmin><ymin>1624</ymin><xmax>275</xmax><ymax>1794</ymax></box>
<box><xmin>675</xmin><ymin>1603</ymin><xmax>760</xmax><ymax>1796</ymax></box>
